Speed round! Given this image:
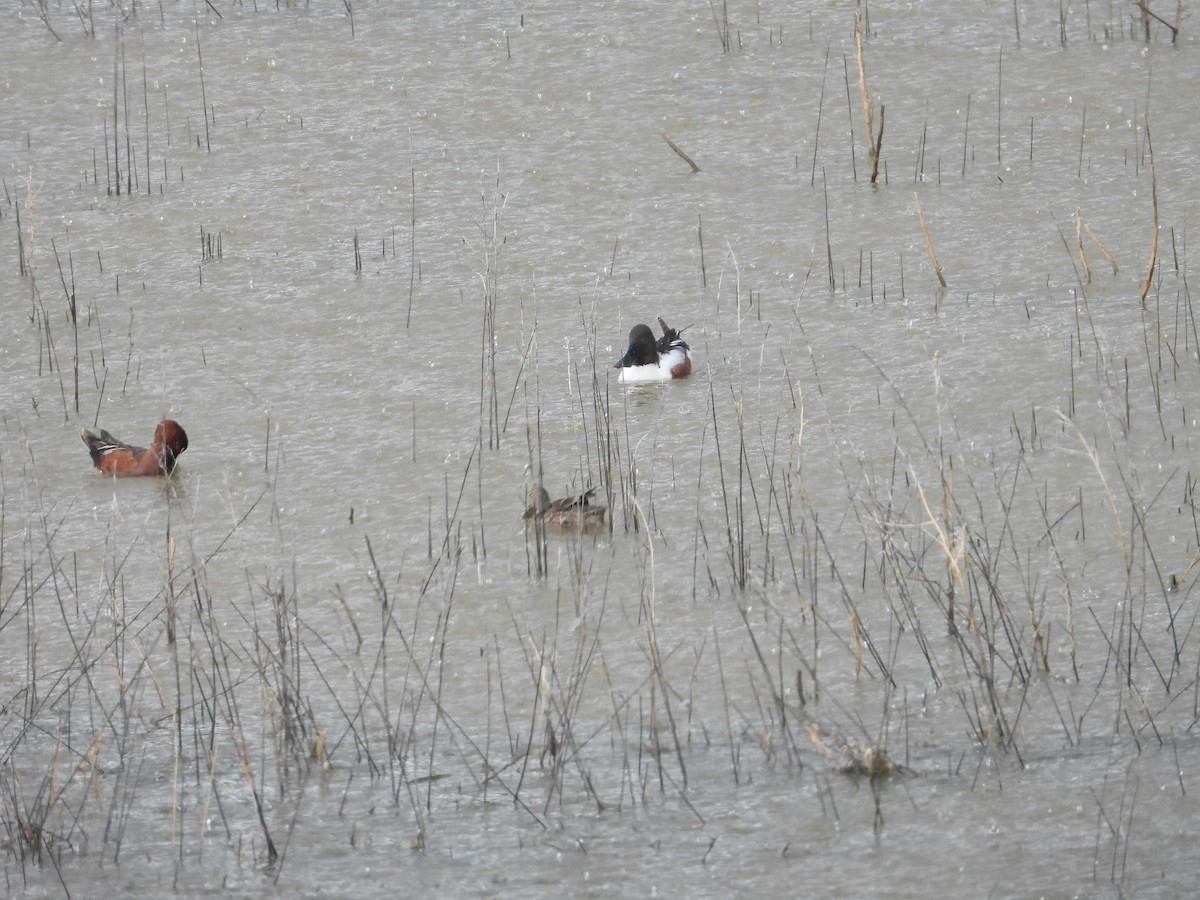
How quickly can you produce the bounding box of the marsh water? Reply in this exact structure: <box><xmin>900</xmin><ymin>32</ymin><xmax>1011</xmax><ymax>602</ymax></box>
<box><xmin>3</xmin><ymin>2</ymin><xmax>1200</xmax><ymax>896</ymax></box>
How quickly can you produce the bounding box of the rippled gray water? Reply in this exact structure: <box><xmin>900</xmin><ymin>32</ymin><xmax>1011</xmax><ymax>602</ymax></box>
<box><xmin>3</xmin><ymin>2</ymin><xmax>1200</xmax><ymax>896</ymax></box>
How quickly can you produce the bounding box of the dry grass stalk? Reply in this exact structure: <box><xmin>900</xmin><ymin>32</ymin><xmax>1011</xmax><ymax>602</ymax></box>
<box><xmin>1139</xmin><ymin>121</ymin><xmax>1159</xmax><ymax>305</ymax></box>
<box><xmin>855</xmin><ymin>10</ymin><xmax>884</xmax><ymax>184</ymax></box>
<box><xmin>850</xmin><ymin>611</ymin><xmax>864</xmax><ymax>678</ymax></box>
<box><xmin>1083</xmin><ymin>222</ymin><xmax>1118</xmax><ymax>274</ymax></box>
<box><xmin>806</xmin><ymin>723</ymin><xmax>897</xmax><ymax>778</ymax></box>
<box><xmin>914</xmin><ymin>192</ymin><xmax>946</xmax><ymax>287</ymax></box>
<box><xmin>1075</xmin><ymin>208</ymin><xmax>1092</xmax><ymax>284</ymax></box>
<box><xmin>912</xmin><ymin>470</ymin><xmax>975</xmax><ymax>641</ymax></box>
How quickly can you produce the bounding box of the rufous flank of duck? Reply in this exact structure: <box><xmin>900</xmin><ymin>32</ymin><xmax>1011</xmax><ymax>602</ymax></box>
<box><xmin>523</xmin><ymin>484</ymin><xmax>607</xmax><ymax>529</ymax></box>
<box><xmin>613</xmin><ymin>317</ymin><xmax>692</xmax><ymax>383</ymax></box>
<box><xmin>81</xmin><ymin>419</ymin><xmax>189</xmax><ymax>477</ymax></box>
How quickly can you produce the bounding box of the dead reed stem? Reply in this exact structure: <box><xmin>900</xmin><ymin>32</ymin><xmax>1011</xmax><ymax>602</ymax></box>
<box><xmin>1075</xmin><ymin>208</ymin><xmax>1092</xmax><ymax>285</ymax></box>
<box><xmin>661</xmin><ymin>133</ymin><xmax>700</xmax><ymax>173</ymax></box>
<box><xmin>913</xmin><ymin>192</ymin><xmax>947</xmax><ymax>288</ymax></box>
<box><xmin>1083</xmin><ymin>222</ymin><xmax>1118</xmax><ymax>274</ymax></box>
<box><xmin>1139</xmin><ymin>121</ymin><xmax>1159</xmax><ymax>305</ymax></box>
<box><xmin>854</xmin><ymin>10</ymin><xmax>884</xmax><ymax>184</ymax></box>
<box><xmin>1134</xmin><ymin>0</ymin><xmax>1181</xmax><ymax>42</ymax></box>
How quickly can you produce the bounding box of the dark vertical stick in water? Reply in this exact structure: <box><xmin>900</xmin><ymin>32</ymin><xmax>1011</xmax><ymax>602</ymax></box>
<box><xmin>810</xmin><ymin>44</ymin><xmax>830</xmax><ymax>187</ymax></box>
<box><xmin>15</xmin><ymin>200</ymin><xmax>25</xmax><ymax>279</ymax></box>
<box><xmin>142</xmin><ymin>50</ymin><xmax>151</xmax><ymax>196</ymax></box>
<box><xmin>53</xmin><ymin>240</ymin><xmax>81</xmax><ymax>413</ymax></box>
<box><xmin>1077</xmin><ymin>107</ymin><xmax>1086</xmax><ymax>177</ymax></box>
<box><xmin>195</xmin><ymin>15</ymin><xmax>211</xmax><ymax>152</ymax></box>
<box><xmin>163</xmin><ymin>84</ymin><xmax>172</xmax><ymax>148</ymax></box>
<box><xmin>996</xmin><ymin>48</ymin><xmax>1003</xmax><ymax>168</ymax></box>
<box><xmin>697</xmin><ymin>214</ymin><xmax>706</xmax><ymax>288</ymax></box>
<box><xmin>1139</xmin><ymin>121</ymin><xmax>1158</xmax><ymax>306</ymax></box>
<box><xmin>961</xmin><ymin>93</ymin><xmax>971</xmax><ymax>178</ymax></box>
<box><xmin>121</xmin><ymin>36</ymin><xmax>132</xmax><ymax>195</ymax></box>
<box><xmin>112</xmin><ymin>16</ymin><xmax>121</xmax><ymax>196</ymax></box>
<box><xmin>103</xmin><ymin>121</ymin><xmax>112</xmax><ymax>196</ymax></box>
<box><xmin>822</xmin><ymin>169</ymin><xmax>834</xmax><ymax>289</ymax></box>
<box><xmin>476</xmin><ymin>444</ymin><xmax>486</xmax><ymax>559</ymax></box>
<box><xmin>841</xmin><ymin>53</ymin><xmax>857</xmax><ymax>182</ymax></box>
<box><xmin>708</xmin><ymin>0</ymin><xmax>731</xmax><ymax>52</ymax></box>
<box><xmin>93</xmin><ymin>369</ymin><xmax>107</xmax><ymax>427</ymax></box>
<box><xmin>1012</xmin><ymin>0</ymin><xmax>1021</xmax><ymax>45</ymax></box>
<box><xmin>407</xmin><ymin>167</ymin><xmax>416</xmax><ymax>327</ymax></box>
<box><xmin>914</xmin><ymin>117</ymin><xmax>928</xmax><ymax>182</ymax></box>
<box><xmin>707</xmin><ymin>379</ymin><xmax>735</xmax><ymax>587</ymax></box>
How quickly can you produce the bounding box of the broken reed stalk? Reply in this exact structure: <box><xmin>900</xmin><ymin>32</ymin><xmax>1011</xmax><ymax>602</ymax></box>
<box><xmin>1135</xmin><ymin>0</ymin><xmax>1181</xmax><ymax>42</ymax></box>
<box><xmin>854</xmin><ymin>10</ymin><xmax>884</xmax><ymax>184</ymax></box>
<box><xmin>1139</xmin><ymin>121</ymin><xmax>1158</xmax><ymax>305</ymax></box>
<box><xmin>913</xmin><ymin>192</ymin><xmax>947</xmax><ymax>288</ymax></box>
<box><xmin>1084</xmin><ymin>222</ymin><xmax>1118</xmax><ymax>274</ymax></box>
<box><xmin>661</xmin><ymin>133</ymin><xmax>700</xmax><ymax>173</ymax></box>
<box><xmin>1075</xmin><ymin>208</ymin><xmax>1092</xmax><ymax>285</ymax></box>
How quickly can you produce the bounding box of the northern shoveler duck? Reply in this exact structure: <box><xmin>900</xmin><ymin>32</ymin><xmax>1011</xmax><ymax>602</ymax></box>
<box><xmin>523</xmin><ymin>484</ymin><xmax>607</xmax><ymax>529</ymax></box>
<box><xmin>613</xmin><ymin>317</ymin><xmax>692</xmax><ymax>383</ymax></box>
<box><xmin>81</xmin><ymin>419</ymin><xmax>189</xmax><ymax>477</ymax></box>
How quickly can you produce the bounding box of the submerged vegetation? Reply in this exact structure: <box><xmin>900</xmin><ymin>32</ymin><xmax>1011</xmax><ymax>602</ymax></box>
<box><xmin>2</xmin><ymin>1</ymin><xmax>1199</xmax><ymax>895</ymax></box>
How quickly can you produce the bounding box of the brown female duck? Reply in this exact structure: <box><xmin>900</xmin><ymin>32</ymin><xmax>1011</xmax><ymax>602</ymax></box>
<box><xmin>523</xmin><ymin>484</ymin><xmax>607</xmax><ymax>529</ymax></box>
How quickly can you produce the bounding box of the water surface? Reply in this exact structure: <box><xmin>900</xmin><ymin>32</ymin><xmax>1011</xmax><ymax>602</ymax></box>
<box><xmin>2</xmin><ymin>2</ymin><xmax>1199</xmax><ymax>896</ymax></box>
